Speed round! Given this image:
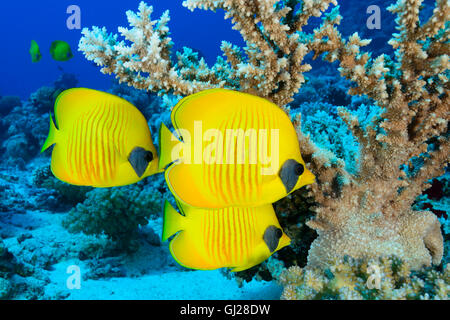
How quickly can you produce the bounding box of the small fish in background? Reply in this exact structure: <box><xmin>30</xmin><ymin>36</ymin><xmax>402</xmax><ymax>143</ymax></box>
<box><xmin>29</xmin><ymin>40</ymin><xmax>42</xmax><ymax>63</ymax></box>
<box><xmin>159</xmin><ymin>88</ymin><xmax>315</xmax><ymax>209</ymax></box>
<box><xmin>50</xmin><ymin>40</ymin><xmax>73</xmax><ymax>61</ymax></box>
<box><xmin>41</xmin><ymin>88</ymin><xmax>162</xmax><ymax>187</ymax></box>
<box><xmin>162</xmin><ymin>200</ymin><xmax>291</xmax><ymax>272</ymax></box>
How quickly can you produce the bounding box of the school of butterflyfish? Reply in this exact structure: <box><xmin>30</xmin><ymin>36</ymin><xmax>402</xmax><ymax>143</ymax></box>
<box><xmin>42</xmin><ymin>88</ymin><xmax>315</xmax><ymax>271</ymax></box>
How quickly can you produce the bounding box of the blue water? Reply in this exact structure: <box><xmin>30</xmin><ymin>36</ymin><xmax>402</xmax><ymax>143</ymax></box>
<box><xmin>1</xmin><ymin>1</ymin><xmax>246</xmax><ymax>98</ymax></box>
<box><xmin>2</xmin><ymin>0</ymin><xmax>432</xmax><ymax>98</ymax></box>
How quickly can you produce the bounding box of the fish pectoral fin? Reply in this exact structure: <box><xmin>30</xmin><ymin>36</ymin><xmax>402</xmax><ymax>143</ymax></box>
<box><xmin>128</xmin><ymin>147</ymin><xmax>153</xmax><ymax>178</ymax></box>
<box><xmin>158</xmin><ymin>122</ymin><xmax>182</xmax><ymax>170</ymax></box>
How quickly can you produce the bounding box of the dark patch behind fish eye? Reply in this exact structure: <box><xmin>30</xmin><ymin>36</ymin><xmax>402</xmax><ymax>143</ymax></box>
<box><xmin>263</xmin><ymin>225</ymin><xmax>282</xmax><ymax>253</ymax></box>
<box><xmin>128</xmin><ymin>147</ymin><xmax>152</xmax><ymax>177</ymax></box>
<box><xmin>279</xmin><ymin>159</ymin><xmax>302</xmax><ymax>194</ymax></box>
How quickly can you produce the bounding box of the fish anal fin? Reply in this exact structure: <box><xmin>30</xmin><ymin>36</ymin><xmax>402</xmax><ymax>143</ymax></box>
<box><xmin>230</xmin><ymin>266</ymin><xmax>246</xmax><ymax>272</ymax></box>
<box><xmin>169</xmin><ymin>231</ymin><xmax>214</xmax><ymax>270</ymax></box>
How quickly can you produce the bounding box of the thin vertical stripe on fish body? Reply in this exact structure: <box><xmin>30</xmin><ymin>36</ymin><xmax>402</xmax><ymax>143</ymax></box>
<box><xmin>41</xmin><ymin>88</ymin><xmax>161</xmax><ymax>187</ymax></box>
<box><xmin>162</xmin><ymin>200</ymin><xmax>291</xmax><ymax>272</ymax></box>
<box><xmin>160</xmin><ymin>89</ymin><xmax>316</xmax><ymax>209</ymax></box>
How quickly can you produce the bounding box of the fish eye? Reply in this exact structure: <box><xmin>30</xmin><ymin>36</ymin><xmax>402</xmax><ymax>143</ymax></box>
<box><xmin>295</xmin><ymin>163</ymin><xmax>304</xmax><ymax>176</ymax></box>
<box><xmin>145</xmin><ymin>151</ymin><xmax>153</xmax><ymax>162</ymax></box>
<box><xmin>276</xmin><ymin>228</ymin><xmax>282</xmax><ymax>239</ymax></box>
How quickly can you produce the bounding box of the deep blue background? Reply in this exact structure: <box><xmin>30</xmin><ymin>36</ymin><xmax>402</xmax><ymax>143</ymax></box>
<box><xmin>0</xmin><ymin>0</ymin><xmax>435</xmax><ymax>98</ymax></box>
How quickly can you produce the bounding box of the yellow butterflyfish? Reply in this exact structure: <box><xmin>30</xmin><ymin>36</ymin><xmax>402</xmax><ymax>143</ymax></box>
<box><xmin>41</xmin><ymin>88</ymin><xmax>161</xmax><ymax>187</ymax></box>
<box><xmin>159</xmin><ymin>88</ymin><xmax>315</xmax><ymax>208</ymax></box>
<box><xmin>162</xmin><ymin>199</ymin><xmax>291</xmax><ymax>272</ymax></box>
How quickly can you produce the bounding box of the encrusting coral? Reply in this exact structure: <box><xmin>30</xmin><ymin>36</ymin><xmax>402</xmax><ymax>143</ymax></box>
<box><xmin>79</xmin><ymin>0</ymin><xmax>448</xmax><ymax>279</ymax></box>
<box><xmin>279</xmin><ymin>255</ymin><xmax>449</xmax><ymax>300</ymax></box>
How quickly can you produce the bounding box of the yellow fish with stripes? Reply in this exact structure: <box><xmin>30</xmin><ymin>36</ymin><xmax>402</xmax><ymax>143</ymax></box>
<box><xmin>41</xmin><ymin>88</ymin><xmax>161</xmax><ymax>187</ymax></box>
<box><xmin>162</xmin><ymin>199</ymin><xmax>291</xmax><ymax>272</ymax></box>
<box><xmin>159</xmin><ymin>88</ymin><xmax>315</xmax><ymax>208</ymax></box>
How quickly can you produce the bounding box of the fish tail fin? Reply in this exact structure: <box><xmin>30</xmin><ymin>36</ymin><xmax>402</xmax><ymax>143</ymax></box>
<box><xmin>158</xmin><ymin>122</ymin><xmax>181</xmax><ymax>171</ymax></box>
<box><xmin>41</xmin><ymin>113</ymin><xmax>59</xmax><ymax>153</ymax></box>
<box><xmin>162</xmin><ymin>200</ymin><xmax>185</xmax><ymax>242</ymax></box>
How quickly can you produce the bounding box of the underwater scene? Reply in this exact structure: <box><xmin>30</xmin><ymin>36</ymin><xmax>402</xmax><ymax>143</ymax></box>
<box><xmin>0</xmin><ymin>0</ymin><xmax>448</xmax><ymax>301</ymax></box>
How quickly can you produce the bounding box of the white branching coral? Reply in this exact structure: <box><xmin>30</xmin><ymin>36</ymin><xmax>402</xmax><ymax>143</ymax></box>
<box><xmin>79</xmin><ymin>0</ymin><xmax>337</xmax><ymax>105</ymax></box>
<box><xmin>79</xmin><ymin>2</ymin><xmax>223</xmax><ymax>96</ymax></box>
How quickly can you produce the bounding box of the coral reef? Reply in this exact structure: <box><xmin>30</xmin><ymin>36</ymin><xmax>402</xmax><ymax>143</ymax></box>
<box><xmin>232</xmin><ymin>187</ymin><xmax>317</xmax><ymax>283</ymax></box>
<box><xmin>279</xmin><ymin>255</ymin><xmax>449</xmax><ymax>300</ymax></box>
<box><xmin>32</xmin><ymin>165</ymin><xmax>92</xmax><ymax>210</ymax></box>
<box><xmin>30</xmin><ymin>73</ymin><xmax>78</xmax><ymax>115</ymax></box>
<box><xmin>0</xmin><ymin>239</ymin><xmax>47</xmax><ymax>300</ymax></box>
<box><xmin>62</xmin><ymin>183</ymin><xmax>163</xmax><ymax>251</ymax></box>
<box><xmin>79</xmin><ymin>0</ymin><xmax>448</xmax><ymax>295</ymax></box>
<box><xmin>1</xmin><ymin>72</ymin><xmax>79</xmax><ymax>165</ymax></box>
<box><xmin>296</xmin><ymin>0</ymin><xmax>448</xmax><ymax>270</ymax></box>
<box><xmin>79</xmin><ymin>0</ymin><xmax>339</xmax><ymax>105</ymax></box>
<box><xmin>0</xmin><ymin>96</ymin><xmax>21</xmax><ymax>116</ymax></box>
<box><xmin>413</xmin><ymin>171</ymin><xmax>449</xmax><ymax>265</ymax></box>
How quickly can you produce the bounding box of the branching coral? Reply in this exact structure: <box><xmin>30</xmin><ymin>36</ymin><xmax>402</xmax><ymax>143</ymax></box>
<box><xmin>79</xmin><ymin>0</ymin><xmax>337</xmax><ymax>105</ymax></box>
<box><xmin>79</xmin><ymin>0</ymin><xmax>448</xmax><ymax>273</ymax></box>
<box><xmin>296</xmin><ymin>0</ymin><xmax>448</xmax><ymax>270</ymax></box>
<box><xmin>79</xmin><ymin>2</ymin><xmax>221</xmax><ymax>97</ymax></box>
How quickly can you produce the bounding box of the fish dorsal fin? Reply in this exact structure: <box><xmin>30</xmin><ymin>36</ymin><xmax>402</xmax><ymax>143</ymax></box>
<box><xmin>170</xmin><ymin>89</ymin><xmax>227</xmax><ymax>129</ymax></box>
<box><xmin>53</xmin><ymin>88</ymin><xmax>97</xmax><ymax>127</ymax></box>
